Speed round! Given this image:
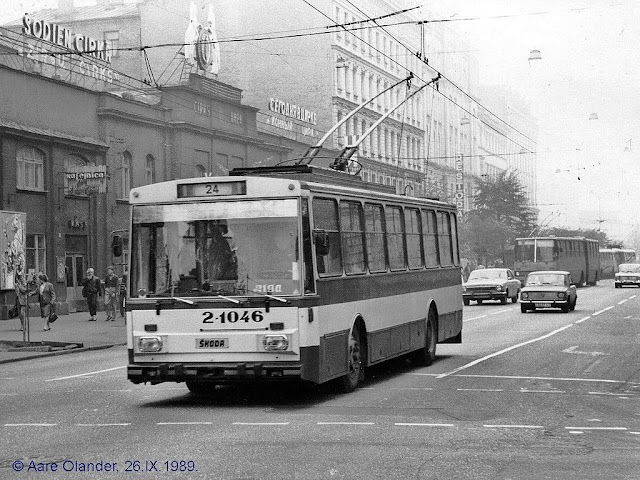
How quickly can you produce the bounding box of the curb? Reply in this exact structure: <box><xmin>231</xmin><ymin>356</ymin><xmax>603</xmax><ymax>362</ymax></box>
<box><xmin>0</xmin><ymin>342</ymin><xmax>126</xmax><ymax>365</ymax></box>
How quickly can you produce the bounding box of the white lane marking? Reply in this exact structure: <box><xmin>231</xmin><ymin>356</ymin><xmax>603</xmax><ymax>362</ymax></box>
<box><xmin>405</xmin><ymin>373</ymin><xmax>439</xmax><ymax>377</ymax></box>
<box><xmin>76</xmin><ymin>423</ymin><xmax>131</xmax><ymax>427</ymax></box>
<box><xmin>90</xmin><ymin>389</ymin><xmax>133</xmax><ymax>393</ymax></box>
<box><xmin>592</xmin><ymin>306</ymin><xmax>614</xmax><ymax>316</ymax></box>
<box><xmin>395</xmin><ymin>423</ymin><xmax>454</xmax><ymax>427</ymax></box>
<box><xmin>46</xmin><ymin>366</ymin><xmax>126</xmax><ymax>382</ymax></box>
<box><xmin>464</xmin><ymin>314</ymin><xmax>487</xmax><ymax>323</ymax></box>
<box><xmin>158</xmin><ymin>422</ymin><xmax>213</xmax><ymax>425</ymax></box>
<box><xmin>624</xmin><ymin>315</ymin><xmax>632</xmax><ymax>319</ymax></box>
<box><xmin>490</xmin><ymin>308</ymin><xmax>513</xmax><ymax>315</ymax></box>
<box><xmin>360</xmin><ymin>387</ymin><xmax>377</xmax><ymax>390</ymax></box>
<box><xmin>630</xmin><ymin>432</ymin><xmax>640</xmax><ymax>435</ymax></box>
<box><xmin>457</xmin><ymin>388</ymin><xmax>504</xmax><ymax>392</ymax></box>
<box><xmin>391</xmin><ymin>387</ymin><xmax>433</xmax><ymax>391</ymax></box>
<box><xmin>564</xmin><ymin>426</ymin><xmax>627</xmax><ymax>431</ymax></box>
<box><xmin>232</xmin><ymin>422</ymin><xmax>290</xmax><ymax>426</ymax></box>
<box><xmin>454</xmin><ymin>374</ymin><xmax>633</xmax><ymax>384</ymax></box>
<box><xmin>618</xmin><ymin>299</ymin><xmax>629</xmax><ymax>305</ymax></box>
<box><xmin>4</xmin><ymin>423</ymin><xmax>57</xmax><ymax>427</ymax></box>
<box><xmin>630</xmin><ymin>295</ymin><xmax>637</xmax><ymax>299</ymax></box>
<box><xmin>317</xmin><ymin>422</ymin><xmax>375</xmax><ymax>425</ymax></box>
<box><xmin>0</xmin><ymin>377</ymin><xmax>16</xmax><ymax>380</ymax></box>
<box><xmin>568</xmin><ymin>431</ymin><xmax>584</xmax><ymax>435</ymax></box>
<box><xmin>483</xmin><ymin>424</ymin><xmax>544</xmax><ymax>429</ymax></box>
<box><xmin>575</xmin><ymin>316</ymin><xmax>591</xmax><ymax>324</ymax></box>
<box><xmin>437</xmin><ymin>324</ymin><xmax>574</xmax><ymax>378</ymax></box>
<box><xmin>588</xmin><ymin>392</ymin><xmax>634</xmax><ymax>396</ymax></box>
<box><xmin>562</xmin><ymin>346</ymin><xmax>609</xmax><ymax>356</ymax></box>
<box><xmin>520</xmin><ymin>389</ymin><xmax>565</xmax><ymax>394</ymax></box>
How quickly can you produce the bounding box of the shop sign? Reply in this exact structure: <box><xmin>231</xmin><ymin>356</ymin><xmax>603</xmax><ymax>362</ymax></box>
<box><xmin>65</xmin><ymin>165</ymin><xmax>107</xmax><ymax>195</ymax></box>
<box><xmin>455</xmin><ymin>155</ymin><xmax>464</xmax><ymax>217</ymax></box>
<box><xmin>268</xmin><ymin>98</ymin><xmax>317</xmax><ymax>125</ymax></box>
<box><xmin>0</xmin><ymin>211</ymin><xmax>27</xmax><ymax>291</ymax></box>
<box><xmin>67</xmin><ymin>216</ymin><xmax>87</xmax><ymax>230</ymax></box>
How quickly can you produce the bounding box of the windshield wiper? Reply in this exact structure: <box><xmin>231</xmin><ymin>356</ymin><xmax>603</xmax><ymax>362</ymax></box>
<box><xmin>154</xmin><ymin>296</ymin><xmax>196</xmax><ymax>315</ymax></box>
<box><xmin>217</xmin><ymin>294</ymin><xmax>240</xmax><ymax>304</ymax></box>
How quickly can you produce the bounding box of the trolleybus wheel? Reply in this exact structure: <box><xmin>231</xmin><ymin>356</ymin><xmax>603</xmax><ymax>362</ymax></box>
<box><xmin>339</xmin><ymin>325</ymin><xmax>365</xmax><ymax>393</ymax></box>
<box><xmin>186</xmin><ymin>380</ymin><xmax>216</xmax><ymax>395</ymax></box>
<box><xmin>477</xmin><ymin>299</ymin><xmax>483</xmax><ymax>305</ymax></box>
<box><xmin>415</xmin><ymin>309</ymin><xmax>437</xmax><ymax>366</ymax></box>
<box><xmin>463</xmin><ymin>298</ymin><xmax>470</xmax><ymax>306</ymax></box>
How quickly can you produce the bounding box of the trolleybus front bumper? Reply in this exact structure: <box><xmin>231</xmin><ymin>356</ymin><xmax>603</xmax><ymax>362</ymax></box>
<box><xmin>128</xmin><ymin>362</ymin><xmax>304</xmax><ymax>384</ymax></box>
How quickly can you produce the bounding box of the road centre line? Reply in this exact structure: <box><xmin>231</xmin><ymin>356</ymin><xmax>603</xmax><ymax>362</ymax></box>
<box><xmin>395</xmin><ymin>423</ymin><xmax>455</xmax><ymax>427</ymax></box>
<box><xmin>457</xmin><ymin>388</ymin><xmax>503</xmax><ymax>392</ymax></box>
<box><xmin>564</xmin><ymin>426</ymin><xmax>627</xmax><ymax>431</ymax></box>
<box><xmin>317</xmin><ymin>422</ymin><xmax>375</xmax><ymax>425</ymax></box>
<box><xmin>464</xmin><ymin>314</ymin><xmax>487</xmax><ymax>323</ymax></box>
<box><xmin>76</xmin><ymin>423</ymin><xmax>131</xmax><ymax>427</ymax></box>
<box><xmin>46</xmin><ymin>366</ymin><xmax>126</xmax><ymax>382</ymax></box>
<box><xmin>4</xmin><ymin>423</ymin><xmax>57</xmax><ymax>427</ymax></box>
<box><xmin>575</xmin><ymin>316</ymin><xmax>591</xmax><ymax>324</ymax></box>
<box><xmin>158</xmin><ymin>422</ymin><xmax>213</xmax><ymax>425</ymax></box>
<box><xmin>391</xmin><ymin>387</ymin><xmax>433</xmax><ymax>390</ymax></box>
<box><xmin>232</xmin><ymin>422</ymin><xmax>290</xmax><ymax>426</ymax></box>
<box><xmin>592</xmin><ymin>306</ymin><xmax>614</xmax><ymax>316</ymax></box>
<box><xmin>588</xmin><ymin>392</ymin><xmax>633</xmax><ymax>396</ymax></box>
<box><xmin>490</xmin><ymin>308</ymin><xmax>514</xmax><ymax>315</ymax></box>
<box><xmin>436</xmin><ymin>324</ymin><xmax>574</xmax><ymax>378</ymax></box>
<box><xmin>630</xmin><ymin>295</ymin><xmax>637</xmax><ymax>299</ymax></box>
<box><xmin>483</xmin><ymin>425</ymin><xmax>544</xmax><ymax>429</ymax></box>
<box><xmin>618</xmin><ymin>299</ymin><xmax>629</xmax><ymax>305</ymax></box>
<box><xmin>454</xmin><ymin>374</ymin><xmax>633</xmax><ymax>384</ymax></box>
<box><xmin>520</xmin><ymin>389</ymin><xmax>565</xmax><ymax>394</ymax></box>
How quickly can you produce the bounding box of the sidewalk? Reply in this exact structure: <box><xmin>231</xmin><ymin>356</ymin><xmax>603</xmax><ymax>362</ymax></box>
<box><xmin>0</xmin><ymin>310</ymin><xmax>126</xmax><ymax>364</ymax></box>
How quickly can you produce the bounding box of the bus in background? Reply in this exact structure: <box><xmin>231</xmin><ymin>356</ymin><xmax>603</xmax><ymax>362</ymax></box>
<box><xmin>513</xmin><ymin>237</ymin><xmax>600</xmax><ymax>286</ymax></box>
<box><xmin>599</xmin><ymin>247</ymin><xmax>637</xmax><ymax>279</ymax></box>
<box><xmin>121</xmin><ymin>166</ymin><xmax>463</xmax><ymax>394</ymax></box>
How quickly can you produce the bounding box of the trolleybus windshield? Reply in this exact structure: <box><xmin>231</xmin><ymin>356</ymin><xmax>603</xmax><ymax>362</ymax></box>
<box><xmin>130</xmin><ymin>199</ymin><xmax>301</xmax><ymax>297</ymax></box>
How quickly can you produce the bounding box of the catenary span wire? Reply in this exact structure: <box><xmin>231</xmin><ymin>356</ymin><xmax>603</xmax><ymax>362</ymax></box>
<box><xmin>302</xmin><ymin>0</ymin><xmax>535</xmax><ymax>155</ymax></box>
<box><xmin>341</xmin><ymin>0</ymin><xmax>537</xmax><ymax>151</ymax></box>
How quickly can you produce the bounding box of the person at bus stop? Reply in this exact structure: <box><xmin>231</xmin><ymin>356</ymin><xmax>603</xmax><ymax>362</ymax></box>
<box><xmin>103</xmin><ymin>266</ymin><xmax>119</xmax><ymax>321</ymax></box>
<box><xmin>33</xmin><ymin>272</ymin><xmax>56</xmax><ymax>331</ymax></box>
<box><xmin>82</xmin><ymin>268</ymin><xmax>102</xmax><ymax>321</ymax></box>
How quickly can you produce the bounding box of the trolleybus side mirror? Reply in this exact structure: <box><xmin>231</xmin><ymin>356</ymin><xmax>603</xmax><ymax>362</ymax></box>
<box><xmin>313</xmin><ymin>230</ymin><xmax>331</xmax><ymax>256</ymax></box>
<box><xmin>112</xmin><ymin>235</ymin><xmax>123</xmax><ymax>257</ymax></box>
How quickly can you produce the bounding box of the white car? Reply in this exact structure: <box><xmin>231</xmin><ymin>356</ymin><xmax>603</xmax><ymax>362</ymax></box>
<box><xmin>615</xmin><ymin>263</ymin><xmax>640</xmax><ymax>288</ymax></box>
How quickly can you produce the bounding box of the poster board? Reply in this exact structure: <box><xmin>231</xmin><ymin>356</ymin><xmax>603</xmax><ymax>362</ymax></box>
<box><xmin>0</xmin><ymin>211</ymin><xmax>27</xmax><ymax>290</ymax></box>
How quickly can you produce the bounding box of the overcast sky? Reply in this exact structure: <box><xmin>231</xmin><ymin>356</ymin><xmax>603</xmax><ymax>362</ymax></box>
<box><xmin>2</xmin><ymin>0</ymin><xmax>639</xmax><ymax>243</ymax></box>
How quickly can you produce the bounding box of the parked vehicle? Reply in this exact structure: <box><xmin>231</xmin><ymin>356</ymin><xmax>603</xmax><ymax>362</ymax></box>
<box><xmin>520</xmin><ymin>270</ymin><xmax>577</xmax><ymax>313</ymax></box>
<box><xmin>462</xmin><ymin>268</ymin><xmax>521</xmax><ymax>305</ymax></box>
<box><xmin>614</xmin><ymin>263</ymin><xmax>640</xmax><ymax>288</ymax></box>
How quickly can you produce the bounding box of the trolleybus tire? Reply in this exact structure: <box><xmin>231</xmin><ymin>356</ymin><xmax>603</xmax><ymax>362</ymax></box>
<box><xmin>463</xmin><ymin>298</ymin><xmax>470</xmax><ymax>306</ymax></box>
<box><xmin>415</xmin><ymin>309</ymin><xmax>437</xmax><ymax>366</ymax></box>
<box><xmin>338</xmin><ymin>324</ymin><xmax>365</xmax><ymax>393</ymax></box>
<box><xmin>476</xmin><ymin>299</ymin><xmax>483</xmax><ymax>305</ymax></box>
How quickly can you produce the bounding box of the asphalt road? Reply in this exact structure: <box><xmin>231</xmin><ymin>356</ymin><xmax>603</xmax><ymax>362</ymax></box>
<box><xmin>1</xmin><ymin>280</ymin><xmax>639</xmax><ymax>479</ymax></box>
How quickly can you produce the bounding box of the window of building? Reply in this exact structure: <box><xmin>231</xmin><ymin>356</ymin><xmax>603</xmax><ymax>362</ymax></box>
<box><xmin>26</xmin><ymin>234</ymin><xmax>46</xmax><ymax>276</ymax></box>
<box><xmin>340</xmin><ymin>201</ymin><xmax>365</xmax><ymax>274</ymax></box>
<box><xmin>120</xmin><ymin>151</ymin><xmax>132</xmax><ymax>199</ymax></box>
<box><xmin>17</xmin><ymin>146</ymin><xmax>45</xmax><ymax>191</ymax></box>
<box><xmin>145</xmin><ymin>154</ymin><xmax>156</xmax><ymax>185</ymax></box>
<box><xmin>104</xmin><ymin>30</ymin><xmax>119</xmax><ymax>58</ymax></box>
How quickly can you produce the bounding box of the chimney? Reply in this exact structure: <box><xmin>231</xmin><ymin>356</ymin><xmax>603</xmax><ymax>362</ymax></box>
<box><xmin>59</xmin><ymin>0</ymin><xmax>74</xmax><ymax>12</ymax></box>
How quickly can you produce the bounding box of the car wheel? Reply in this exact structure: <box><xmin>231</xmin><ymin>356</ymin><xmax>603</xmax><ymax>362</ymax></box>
<box><xmin>500</xmin><ymin>296</ymin><xmax>507</xmax><ymax>305</ymax></box>
<box><xmin>570</xmin><ymin>298</ymin><xmax>576</xmax><ymax>311</ymax></box>
<box><xmin>520</xmin><ymin>304</ymin><xmax>527</xmax><ymax>313</ymax></box>
<box><xmin>561</xmin><ymin>303</ymin><xmax>570</xmax><ymax>313</ymax></box>
<box><xmin>463</xmin><ymin>298</ymin><xmax>470</xmax><ymax>306</ymax></box>
<box><xmin>477</xmin><ymin>299</ymin><xmax>483</xmax><ymax>305</ymax></box>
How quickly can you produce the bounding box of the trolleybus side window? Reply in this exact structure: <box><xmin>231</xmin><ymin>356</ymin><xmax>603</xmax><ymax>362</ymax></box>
<box><xmin>386</xmin><ymin>205</ymin><xmax>406</xmax><ymax>271</ymax></box>
<box><xmin>450</xmin><ymin>212</ymin><xmax>460</xmax><ymax>266</ymax></box>
<box><xmin>301</xmin><ymin>199</ymin><xmax>315</xmax><ymax>293</ymax></box>
<box><xmin>405</xmin><ymin>207</ymin><xmax>423</xmax><ymax>269</ymax></box>
<box><xmin>422</xmin><ymin>209</ymin><xmax>439</xmax><ymax>267</ymax></box>
<box><xmin>312</xmin><ymin>198</ymin><xmax>343</xmax><ymax>276</ymax></box>
<box><xmin>340</xmin><ymin>200</ymin><xmax>366</xmax><ymax>274</ymax></box>
<box><xmin>438</xmin><ymin>212</ymin><xmax>453</xmax><ymax>266</ymax></box>
<box><xmin>364</xmin><ymin>203</ymin><xmax>387</xmax><ymax>273</ymax></box>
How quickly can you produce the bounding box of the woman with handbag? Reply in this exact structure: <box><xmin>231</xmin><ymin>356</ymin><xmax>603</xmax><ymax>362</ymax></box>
<box><xmin>34</xmin><ymin>273</ymin><xmax>56</xmax><ymax>331</ymax></box>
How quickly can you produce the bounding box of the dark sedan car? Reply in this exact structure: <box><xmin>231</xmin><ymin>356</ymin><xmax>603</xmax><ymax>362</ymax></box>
<box><xmin>520</xmin><ymin>270</ymin><xmax>577</xmax><ymax>313</ymax></box>
<box><xmin>462</xmin><ymin>268</ymin><xmax>521</xmax><ymax>305</ymax></box>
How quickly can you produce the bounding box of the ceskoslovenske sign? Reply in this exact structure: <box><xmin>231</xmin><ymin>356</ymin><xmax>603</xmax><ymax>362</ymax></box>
<box><xmin>22</xmin><ymin>14</ymin><xmax>112</xmax><ymax>63</ymax></box>
<box><xmin>268</xmin><ymin>98</ymin><xmax>317</xmax><ymax>125</ymax></box>
<box><xmin>455</xmin><ymin>155</ymin><xmax>464</xmax><ymax>216</ymax></box>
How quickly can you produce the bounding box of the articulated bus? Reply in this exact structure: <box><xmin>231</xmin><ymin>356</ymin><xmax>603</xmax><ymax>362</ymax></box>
<box><xmin>599</xmin><ymin>248</ymin><xmax>637</xmax><ymax>279</ymax></box>
<box><xmin>513</xmin><ymin>236</ymin><xmax>600</xmax><ymax>286</ymax></box>
<box><xmin>122</xmin><ymin>166</ymin><xmax>463</xmax><ymax>393</ymax></box>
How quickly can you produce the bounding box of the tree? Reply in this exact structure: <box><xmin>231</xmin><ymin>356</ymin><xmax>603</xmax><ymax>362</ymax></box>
<box><xmin>460</xmin><ymin>171</ymin><xmax>536</xmax><ymax>267</ymax></box>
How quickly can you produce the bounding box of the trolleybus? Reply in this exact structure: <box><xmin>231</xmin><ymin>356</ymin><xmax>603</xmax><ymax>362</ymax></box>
<box><xmin>599</xmin><ymin>247</ymin><xmax>637</xmax><ymax>279</ymax></box>
<box><xmin>513</xmin><ymin>236</ymin><xmax>600</xmax><ymax>286</ymax></box>
<box><xmin>121</xmin><ymin>166</ymin><xmax>463</xmax><ymax>393</ymax></box>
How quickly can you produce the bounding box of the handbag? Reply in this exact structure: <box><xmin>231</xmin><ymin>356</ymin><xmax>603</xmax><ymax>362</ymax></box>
<box><xmin>48</xmin><ymin>304</ymin><xmax>58</xmax><ymax>323</ymax></box>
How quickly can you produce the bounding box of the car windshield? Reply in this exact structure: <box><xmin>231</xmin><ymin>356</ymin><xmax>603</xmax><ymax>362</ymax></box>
<box><xmin>526</xmin><ymin>274</ymin><xmax>566</xmax><ymax>286</ymax></box>
<box><xmin>130</xmin><ymin>199</ymin><xmax>302</xmax><ymax>297</ymax></box>
<box><xmin>468</xmin><ymin>269</ymin><xmax>506</xmax><ymax>280</ymax></box>
<box><xmin>618</xmin><ymin>264</ymin><xmax>640</xmax><ymax>273</ymax></box>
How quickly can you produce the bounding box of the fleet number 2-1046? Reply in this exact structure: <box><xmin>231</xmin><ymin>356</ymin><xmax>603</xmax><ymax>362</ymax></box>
<box><xmin>202</xmin><ymin>311</ymin><xmax>264</xmax><ymax>324</ymax></box>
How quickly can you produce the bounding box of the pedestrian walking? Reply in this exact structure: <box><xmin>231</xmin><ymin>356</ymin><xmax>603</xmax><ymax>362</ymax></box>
<box><xmin>14</xmin><ymin>271</ymin><xmax>28</xmax><ymax>331</ymax></box>
<box><xmin>119</xmin><ymin>269</ymin><xmax>128</xmax><ymax>318</ymax></box>
<box><xmin>103</xmin><ymin>266</ymin><xmax>119</xmax><ymax>321</ymax></box>
<box><xmin>33</xmin><ymin>273</ymin><xmax>56</xmax><ymax>331</ymax></box>
<box><xmin>82</xmin><ymin>268</ymin><xmax>102</xmax><ymax>321</ymax></box>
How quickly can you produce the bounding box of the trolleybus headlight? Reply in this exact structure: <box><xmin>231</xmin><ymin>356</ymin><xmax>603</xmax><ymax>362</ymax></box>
<box><xmin>138</xmin><ymin>336</ymin><xmax>163</xmax><ymax>352</ymax></box>
<box><xmin>263</xmin><ymin>334</ymin><xmax>289</xmax><ymax>351</ymax></box>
